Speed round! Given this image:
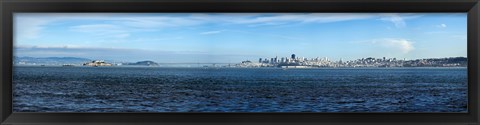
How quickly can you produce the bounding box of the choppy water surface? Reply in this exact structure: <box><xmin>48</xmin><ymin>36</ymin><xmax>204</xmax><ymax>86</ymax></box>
<box><xmin>13</xmin><ymin>66</ymin><xmax>467</xmax><ymax>112</ymax></box>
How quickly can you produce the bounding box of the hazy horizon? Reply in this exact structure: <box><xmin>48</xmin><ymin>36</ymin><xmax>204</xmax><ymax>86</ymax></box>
<box><xmin>13</xmin><ymin>55</ymin><xmax>468</xmax><ymax>64</ymax></box>
<box><xmin>14</xmin><ymin>13</ymin><xmax>467</xmax><ymax>63</ymax></box>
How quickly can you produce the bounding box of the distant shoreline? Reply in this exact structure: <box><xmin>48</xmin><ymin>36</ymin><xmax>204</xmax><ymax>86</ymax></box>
<box><xmin>13</xmin><ymin>65</ymin><xmax>468</xmax><ymax>69</ymax></box>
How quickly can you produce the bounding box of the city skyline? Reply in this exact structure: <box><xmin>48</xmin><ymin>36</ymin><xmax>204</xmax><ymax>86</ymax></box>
<box><xmin>14</xmin><ymin>13</ymin><xmax>467</xmax><ymax>63</ymax></box>
<box><xmin>13</xmin><ymin>53</ymin><xmax>467</xmax><ymax>67</ymax></box>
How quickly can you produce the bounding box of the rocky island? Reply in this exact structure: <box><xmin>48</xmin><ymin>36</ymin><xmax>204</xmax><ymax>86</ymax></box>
<box><xmin>83</xmin><ymin>60</ymin><xmax>113</xmax><ymax>67</ymax></box>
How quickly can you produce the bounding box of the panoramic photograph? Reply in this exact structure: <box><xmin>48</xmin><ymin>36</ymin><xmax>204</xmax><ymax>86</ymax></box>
<box><xmin>13</xmin><ymin>13</ymin><xmax>467</xmax><ymax>112</ymax></box>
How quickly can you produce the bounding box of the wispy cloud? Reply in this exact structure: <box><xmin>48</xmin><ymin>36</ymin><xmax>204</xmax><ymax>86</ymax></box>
<box><xmin>370</xmin><ymin>38</ymin><xmax>415</xmax><ymax>53</ymax></box>
<box><xmin>69</xmin><ymin>24</ymin><xmax>131</xmax><ymax>38</ymax></box>
<box><xmin>200</xmin><ymin>30</ymin><xmax>224</xmax><ymax>35</ymax></box>
<box><xmin>15</xmin><ymin>45</ymin><xmax>140</xmax><ymax>59</ymax></box>
<box><xmin>234</xmin><ymin>13</ymin><xmax>420</xmax><ymax>28</ymax></box>
<box><xmin>233</xmin><ymin>13</ymin><xmax>376</xmax><ymax>26</ymax></box>
<box><xmin>15</xmin><ymin>13</ymin><xmax>424</xmax><ymax>40</ymax></box>
<box><xmin>15</xmin><ymin>13</ymin><xmax>117</xmax><ymax>39</ymax></box>
<box><xmin>15</xmin><ymin>13</ymin><xmax>204</xmax><ymax>40</ymax></box>
<box><xmin>380</xmin><ymin>15</ymin><xmax>405</xmax><ymax>28</ymax></box>
<box><xmin>113</xmin><ymin>16</ymin><xmax>202</xmax><ymax>29</ymax></box>
<box><xmin>379</xmin><ymin>14</ymin><xmax>422</xmax><ymax>28</ymax></box>
<box><xmin>436</xmin><ymin>23</ymin><xmax>447</xmax><ymax>28</ymax></box>
<box><xmin>133</xmin><ymin>37</ymin><xmax>184</xmax><ymax>42</ymax></box>
<box><xmin>354</xmin><ymin>38</ymin><xmax>415</xmax><ymax>54</ymax></box>
<box><xmin>14</xmin><ymin>16</ymin><xmax>52</xmax><ymax>39</ymax></box>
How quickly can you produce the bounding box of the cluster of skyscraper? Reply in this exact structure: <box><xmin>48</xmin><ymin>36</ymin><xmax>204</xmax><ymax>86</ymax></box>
<box><xmin>258</xmin><ymin>54</ymin><xmax>325</xmax><ymax>64</ymax></box>
<box><xmin>238</xmin><ymin>54</ymin><xmax>467</xmax><ymax>68</ymax></box>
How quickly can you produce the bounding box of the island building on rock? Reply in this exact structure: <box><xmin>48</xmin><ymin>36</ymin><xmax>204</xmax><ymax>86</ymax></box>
<box><xmin>83</xmin><ymin>60</ymin><xmax>113</xmax><ymax>67</ymax></box>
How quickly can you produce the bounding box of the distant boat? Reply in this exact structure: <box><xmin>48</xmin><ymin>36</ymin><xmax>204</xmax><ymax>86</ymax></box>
<box><xmin>62</xmin><ymin>64</ymin><xmax>75</xmax><ymax>67</ymax></box>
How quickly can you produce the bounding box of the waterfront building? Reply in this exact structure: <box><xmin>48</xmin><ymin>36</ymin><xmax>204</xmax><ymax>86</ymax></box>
<box><xmin>241</xmin><ymin>54</ymin><xmax>467</xmax><ymax>68</ymax></box>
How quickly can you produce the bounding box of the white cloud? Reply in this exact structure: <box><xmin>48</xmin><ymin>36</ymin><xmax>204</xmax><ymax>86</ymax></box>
<box><xmin>233</xmin><ymin>13</ymin><xmax>375</xmax><ymax>25</ymax></box>
<box><xmin>369</xmin><ymin>38</ymin><xmax>415</xmax><ymax>53</ymax></box>
<box><xmin>70</xmin><ymin>24</ymin><xmax>120</xmax><ymax>31</ymax></box>
<box><xmin>379</xmin><ymin>14</ymin><xmax>422</xmax><ymax>28</ymax></box>
<box><xmin>14</xmin><ymin>16</ymin><xmax>52</xmax><ymax>39</ymax></box>
<box><xmin>200</xmin><ymin>30</ymin><xmax>224</xmax><ymax>35</ymax></box>
<box><xmin>113</xmin><ymin>16</ymin><xmax>202</xmax><ymax>29</ymax></box>
<box><xmin>436</xmin><ymin>23</ymin><xmax>447</xmax><ymax>28</ymax></box>
<box><xmin>381</xmin><ymin>15</ymin><xmax>405</xmax><ymax>28</ymax></box>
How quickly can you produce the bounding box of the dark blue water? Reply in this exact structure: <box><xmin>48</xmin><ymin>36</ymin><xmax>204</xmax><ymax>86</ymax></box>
<box><xmin>13</xmin><ymin>66</ymin><xmax>468</xmax><ymax>112</ymax></box>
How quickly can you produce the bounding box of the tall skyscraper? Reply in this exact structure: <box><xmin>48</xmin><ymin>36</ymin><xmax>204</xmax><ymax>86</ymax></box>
<box><xmin>291</xmin><ymin>54</ymin><xmax>296</xmax><ymax>59</ymax></box>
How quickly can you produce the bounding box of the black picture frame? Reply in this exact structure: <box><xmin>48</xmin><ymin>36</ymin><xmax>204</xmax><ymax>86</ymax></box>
<box><xmin>1</xmin><ymin>0</ymin><xmax>479</xmax><ymax>125</ymax></box>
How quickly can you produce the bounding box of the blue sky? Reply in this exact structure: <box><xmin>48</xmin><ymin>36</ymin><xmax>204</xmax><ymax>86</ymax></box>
<box><xmin>14</xmin><ymin>13</ymin><xmax>467</xmax><ymax>63</ymax></box>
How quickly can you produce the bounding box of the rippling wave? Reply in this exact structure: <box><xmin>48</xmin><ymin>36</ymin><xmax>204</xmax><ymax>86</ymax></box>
<box><xmin>13</xmin><ymin>66</ymin><xmax>468</xmax><ymax>112</ymax></box>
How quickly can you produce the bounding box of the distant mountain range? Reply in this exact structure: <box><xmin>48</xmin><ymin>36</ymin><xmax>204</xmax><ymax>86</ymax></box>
<box><xmin>123</xmin><ymin>61</ymin><xmax>159</xmax><ymax>66</ymax></box>
<box><xmin>14</xmin><ymin>56</ymin><xmax>92</xmax><ymax>65</ymax></box>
